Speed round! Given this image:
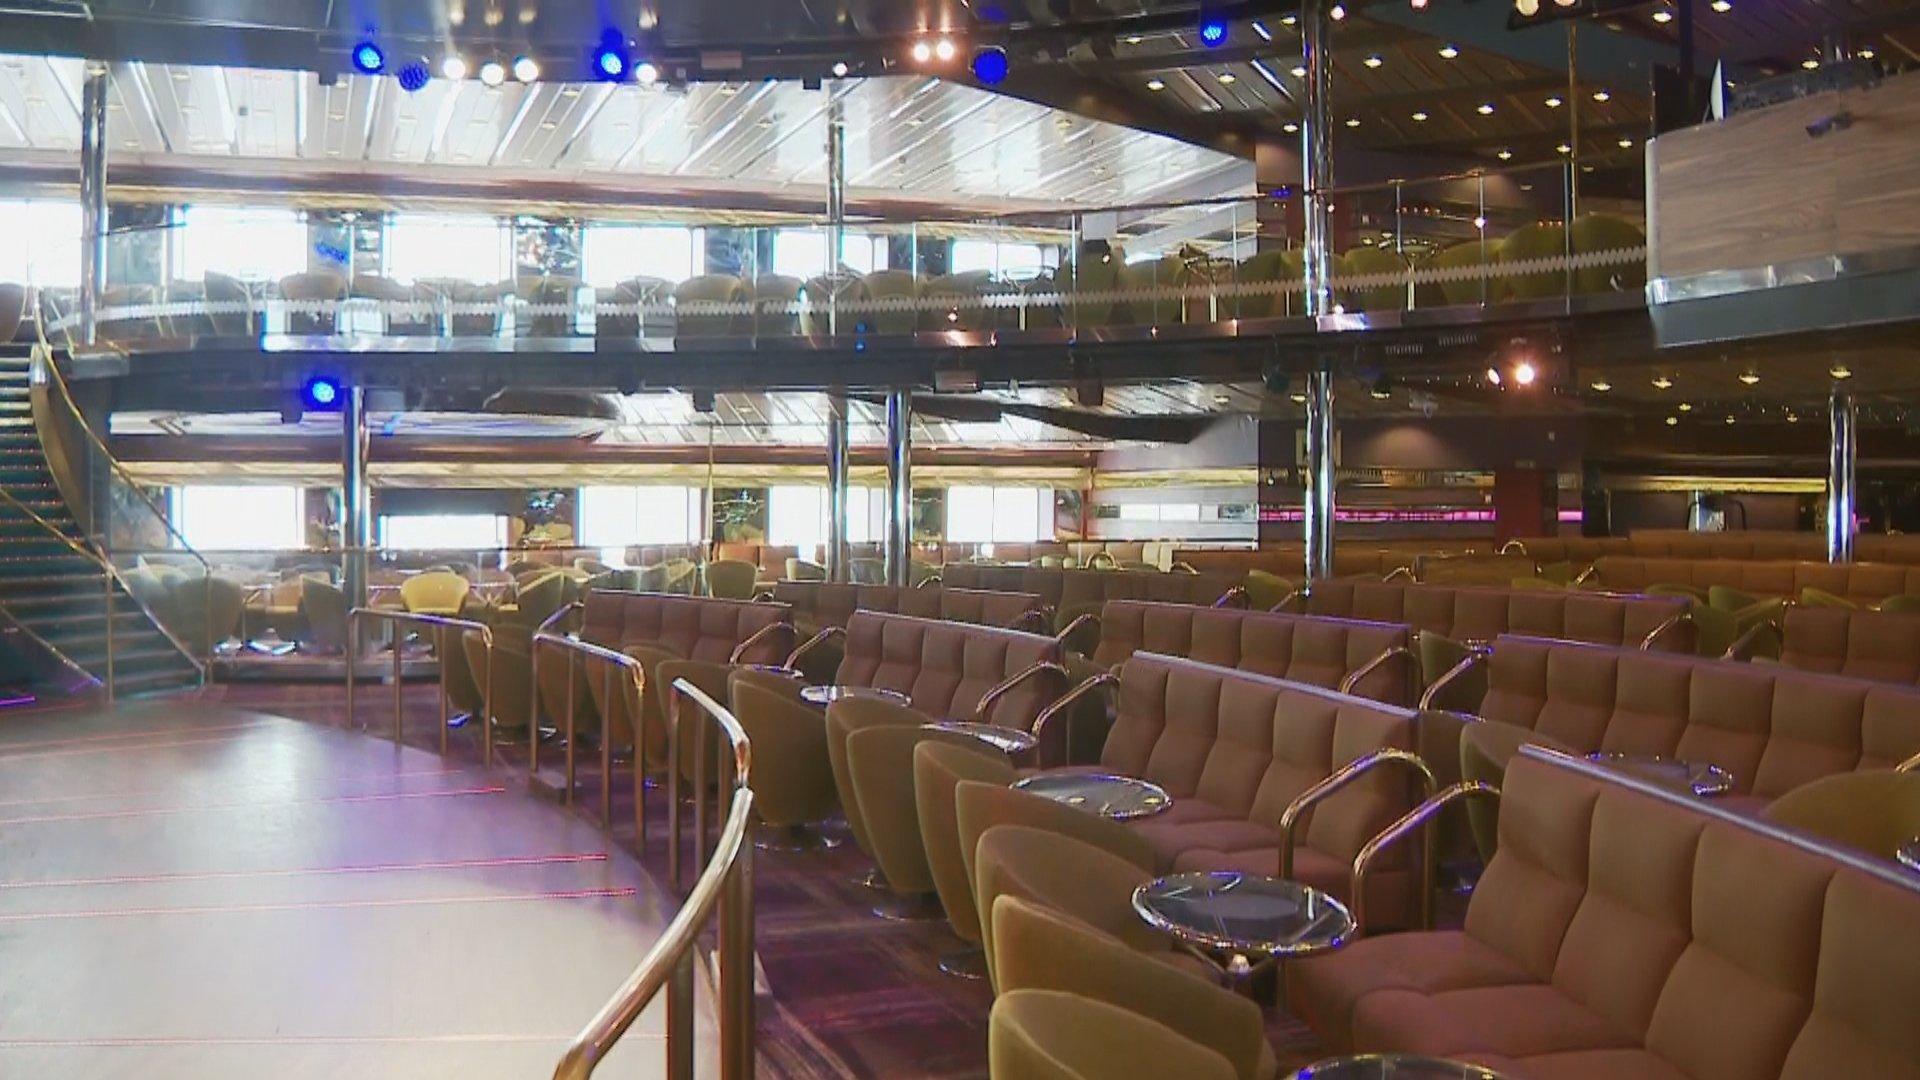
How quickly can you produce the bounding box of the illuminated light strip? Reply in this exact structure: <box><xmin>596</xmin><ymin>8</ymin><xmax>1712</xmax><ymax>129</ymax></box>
<box><xmin>0</xmin><ymin>720</ymin><xmax>271</xmax><ymax>755</ymax></box>
<box><xmin>0</xmin><ymin>851</ymin><xmax>609</xmax><ymax>892</ymax></box>
<box><xmin>0</xmin><ymin>732</ymin><xmax>269</xmax><ymax>765</ymax></box>
<box><xmin>0</xmin><ymin>885</ymin><xmax>640</xmax><ymax>925</ymax></box>
<box><xmin>0</xmin><ymin>784</ymin><xmax>506</xmax><ymax>828</ymax></box>
<box><xmin>0</xmin><ymin>1033</ymin><xmax>613</xmax><ymax>1048</ymax></box>
<box><xmin>0</xmin><ymin>765</ymin><xmax>461</xmax><ymax>811</ymax></box>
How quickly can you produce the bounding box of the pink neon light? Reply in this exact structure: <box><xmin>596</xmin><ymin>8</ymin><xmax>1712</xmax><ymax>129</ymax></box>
<box><xmin>0</xmin><ymin>765</ymin><xmax>460</xmax><ymax>811</ymax></box>
<box><xmin>0</xmin><ymin>851</ymin><xmax>610</xmax><ymax>892</ymax></box>
<box><xmin>0</xmin><ymin>720</ymin><xmax>270</xmax><ymax>755</ymax></box>
<box><xmin>0</xmin><ymin>886</ymin><xmax>640</xmax><ymax>925</ymax></box>
<box><xmin>0</xmin><ymin>784</ymin><xmax>506</xmax><ymax>828</ymax></box>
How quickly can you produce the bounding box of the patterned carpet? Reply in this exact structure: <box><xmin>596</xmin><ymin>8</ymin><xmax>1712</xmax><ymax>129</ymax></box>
<box><xmin>187</xmin><ymin>678</ymin><xmax>1332</xmax><ymax>1079</ymax></box>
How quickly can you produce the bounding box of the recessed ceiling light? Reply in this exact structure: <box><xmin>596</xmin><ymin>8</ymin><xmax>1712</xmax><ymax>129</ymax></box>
<box><xmin>1665</xmin><ymin>415</ymin><xmax>1679</xmax><ymax>426</ymax></box>
<box><xmin>1678</xmin><ymin>402</ymin><xmax>1693</xmax><ymax>412</ymax></box>
<box><xmin>1545</xmin><ymin>95</ymin><xmax>1563</xmax><ymax>107</ymax></box>
<box><xmin>1438</xmin><ymin>44</ymin><xmax>1459</xmax><ymax>59</ymax></box>
<box><xmin>1345</xmin><ymin>117</ymin><xmax>1361</xmax><ymax>127</ymax></box>
<box><xmin>911</xmin><ymin>40</ymin><xmax>933</xmax><ymax>63</ymax></box>
<box><xmin>1331</xmin><ymin>4</ymin><xmax>1346</xmax><ymax>19</ymax></box>
<box><xmin>1497</xmin><ymin>148</ymin><xmax>1513</xmax><ymax>161</ymax></box>
<box><xmin>1473</xmin><ymin>215</ymin><xmax>1488</xmax><ymax>230</ymax></box>
<box><xmin>831</xmin><ymin>61</ymin><xmax>850</xmax><ymax>78</ymax></box>
<box><xmin>1217</xmin><ymin>72</ymin><xmax>1237</xmax><ymax>84</ymax></box>
<box><xmin>1290</xmin><ymin>64</ymin><xmax>1307</xmax><ymax>77</ymax></box>
<box><xmin>1618</xmin><ymin>137</ymin><xmax>1634</xmax><ymax>148</ymax></box>
<box><xmin>1786</xmin><ymin>413</ymin><xmax>1799</xmax><ymax>423</ymax></box>
<box><xmin>1364</xmin><ymin>55</ymin><xmax>1384</xmax><ymax>68</ymax></box>
<box><xmin>1860</xmin><ymin>48</ymin><xmax>1876</xmax><ymax>59</ymax></box>
<box><xmin>1556</xmin><ymin>142</ymin><xmax>1572</xmax><ymax>154</ymax></box>
<box><xmin>1476</xmin><ymin>102</ymin><xmax>1494</xmax><ymax>114</ymax></box>
<box><xmin>1724</xmin><ymin>415</ymin><xmax>1737</xmax><ymax>425</ymax></box>
<box><xmin>1283</xmin><ymin>122</ymin><xmax>1299</xmax><ymax>133</ymax></box>
<box><xmin>1411</xmin><ymin>110</ymin><xmax>1428</xmax><ymax>121</ymax></box>
<box><xmin>1652</xmin><ymin>9</ymin><xmax>1673</xmax><ymax>21</ymax></box>
<box><xmin>511</xmin><ymin>54</ymin><xmax>539</xmax><ymax>82</ymax></box>
<box><xmin>1830</xmin><ymin>364</ymin><xmax>1853</xmax><ymax>379</ymax></box>
<box><xmin>1710</xmin><ymin>0</ymin><xmax>1731</xmax><ymax>10</ymax></box>
<box><xmin>1738</xmin><ymin>372</ymin><xmax>1760</xmax><ymax>385</ymax></box>
<box><xmin>934</xmin><ymin>38</ymin><xmax>958</xmax><ymax>62</ymax></box>
<box><xmin>1592</xmin><ymin>89</ymin><xmax>1612</xmax><ymax>102</ymax></box>
<box><xmin>1651</xmin><ymin>375</ymin><xmax>1673</xmax><ymax>389</ymax></box>
<box><xmin>1802</xmin><ymin>58</ymin><xmax>1820</xmax><ymax>70</ymax></box>
<box><xmin>1282</xmin><ymin>14</ymin><xmax>1297</xmax><ymax>25</ymax></box>
<box><xmin>1589</xmin><ymin>380</ymin><xmax>1612</xmax><ymax>392</ymax></box>
<box><xmin>1125</xmin><ymin>35</ymin><xmax>1143</xmax><ymax>44</ymax></box>
<box><xmin>1290</xmin><ymin>391</ymin><xmax>1308</xmax><ymax>403</ymax></box>
<box><xmin>1146</xmin><ymin>78</ymin><xmax>1166</xmax><ymax>90</ymax></box>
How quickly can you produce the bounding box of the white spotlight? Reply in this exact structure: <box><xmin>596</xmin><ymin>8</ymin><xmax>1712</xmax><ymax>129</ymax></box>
<box><xmin>512</xmin><ymin>55</ymin><xmax>539</xmax><ymax>82</ymax></box>
<box><xmin>478</xmin><ymin>59</ymin><xmax>506</xmax><ymax>86</ymax></box>
<box><xmin>441</xmin><ymin>55</ymin><xmax>468</xmax><ymax>81</ymax></box>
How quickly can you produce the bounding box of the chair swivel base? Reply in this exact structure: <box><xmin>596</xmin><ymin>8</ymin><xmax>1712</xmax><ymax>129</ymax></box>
<box><xmin>937</xmin><ymin>947</ymin><xmax>988</xmax><ymax>980</ymax></box>
<box><xmin>754</xmin><ymin>823</ymin><xmax>843</xmax><ymax>853</ymax></box>
<box><xmin>870</xmin><ymin>890</ymin><xmax>944</xmax><ymax>922</ymax></box>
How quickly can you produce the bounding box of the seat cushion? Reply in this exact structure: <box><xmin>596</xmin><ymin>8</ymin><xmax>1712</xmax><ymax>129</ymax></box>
<box><xmin>1350</xmin><ymin>982</ymin><xmax>1640</xmax><ymax>1061</ymax></box>
<box><xmin>1288</xmin><ymin>931</ymin><xmax>1537</xmax><ymax>1052</ymax></box>
<box><xmin>1125</xmin><ymin>796</ymin><xmax>1255</xmax><ymax>871</ymax></box>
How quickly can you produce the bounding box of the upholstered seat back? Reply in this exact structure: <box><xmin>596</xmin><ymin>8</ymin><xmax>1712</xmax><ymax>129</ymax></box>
<box><xmin>1777</xmin><ymin>607</ymin><xmax>1920</xmax><ymax>685</ymax></box>
<box><xmin>1460</xmin><ymin>748</ymin><xmax>1920</xmax><ymax>1076</ymax></box>
<box><xmin>1476</xmin><ymin>635</ymin><xmax>1920</xmax><ymax>799</ymax></box>
<box><xmin>771</xmin><ymin>582</ymin><xmax>1045</xmax><ymax>631</ymax></box>
<box><xmin>942</xmin><ymin>564</ymin><xmax>1240</xmax><ymax>623</ymax></box>
<box><xmin>1594</xmin><ymin>556</ymin><xmax>1920</xmax><ymax>603</ymax></box>
<box><xmin>837</xmin><ymin>611</ymin><xmax>1066</xmax><ymax>726</ymax></box>
<box><xmin>578</xmin><ymin>590</ymin><xmax>793</xmax><ymax>665</ymax></box>
<box><xmin>713</xmin><ymin>542</ymin><xmax>801</xmax><ymax>579</ymax></box>
<box><xmin>1090</xmin><ymin>601</ymin><xmax>1414</xmax><ymax>705</ymax></box>
<box><xmin>1101</xmin><ymin>653</ymin><xmax>1416</xmax><ymax>858</ymax></box>
<box><xmin>1307</xmin><ymin>580</ymin><xmax>1690</xmax><ymax>651</ymax></box>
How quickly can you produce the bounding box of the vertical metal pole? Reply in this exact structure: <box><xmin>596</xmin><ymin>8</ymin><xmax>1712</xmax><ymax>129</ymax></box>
<box><xmin>1828</xmin><ymin>389</ymin><xmax>1856</xmax><ymax>564</ymax></box>
<box><xmin>720</xmin><ymin>842</ymin><xmax>757</xmax><ymax>1080</ymax></box>
<box><xmin>1301</xmin><ymin>0</ymin><xmax>1337</xmax><ymax>585</ymax></box>
<box><xmin>103</xmin><ymin>572</ymin><xmax>115</xmax><ymax>701</ymax></box>
<box><xmin>79</xmin><ymin>62</ymin><xmax>109</xmax><ymax>347</ymax></box>
<box><xmin>666</xmin><ymin>952</ymin><xmax>695</xmax><ymax>1080</ymax></box>
<box><xmin>600</xmin><ymin>664</ymin><xmax>614</xmax><ymax>828</ymax></box>
<box><xmin>391</xmin><ymin>623</ymin><xmax>403</xmax><ymax>739</ymax></box>
<box><xmin>1305</xmin><ymin>368</ymin><xmax>1337</xmax><ymax>583</ymax></box>
<box><xmin>826</xmin><ymin>392</ymin><xmax>851</xmax><ymax>582</ymax></box>
<box><xmin>1566</xmin><ymin>23</ymin><xmax>1580</xmax><ymax>225</ymax></box>
<box><xmin>342</xmin><ymin>384</ymin><xmax>371</xmax><ymax>620</ymax></box>
<box><xmin>825</xmin><ymin>83</ymin><xmax>847</xmax><ymax>338</ymax></box>
<box><xmin>436</xmin><ymin>626</ymin><xmax>448</xmax><ymax>755</ymax></box>
<box><xmin>564</xmin><ymin>648</ymin><xmax>577</xmax><ymax>803</ymax></box>
<box><xmin>884</xmin><ymin>390</ymin><xmax>913</xmax><ymax>587</ymax></box>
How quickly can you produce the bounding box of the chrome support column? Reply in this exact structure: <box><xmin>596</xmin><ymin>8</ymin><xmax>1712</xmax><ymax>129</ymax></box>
<box><xmin>826</xmin><ymin>392</ymin><xmax>851</xmax><ymax>583</ymax></box>
<box><xmin>79</xmin><ymin>62</ymin><xmax>109</xmax><ymax>346</ymax></box>
<box><xmin>1301</xmin><ymin>0</ymin><xmax>1337</xmax><ymax>584</ymax></box>
<box><xmin>343</xmin><ymin>384</ymin><xmax>372</xmax><ymax>621</ymax></box>
<box><xmin>885</xmin><ymin>390</ymin><xmax>912</xmax><ymax>587</ymax></box>
<box><xmin>825</xmin><ymin>83</ymin><xmax>847</xmax><ymax>337</ymax></box>
<box><xmin>1827</xmin><ymin>389</ymin><xmax>1856</xmax><ymax>564</ymax></box>
<box><xmin>1305</xmin><ymin>368</ymin><xmax>1336</xmax><ymax>583</ymax></box>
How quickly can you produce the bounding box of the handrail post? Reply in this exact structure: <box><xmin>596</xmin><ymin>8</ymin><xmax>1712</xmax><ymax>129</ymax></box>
<box><xmin>103</xmin><ymin>571</ymin><xmax>115</xmax><ymax>701</ymax></box>
<box><xmin>720</xmin><ymin>838</ymin><xmax>756</xmax><ymax>1080</ymax></box>
<box><xmin>345</xmin><ymin>613</ymin><xmax>357</xmax><ymax>727</ymax></box>
<box><xmin>481</xmin><ymin>628</ymin><xmax>494</xmax><ymax>769</ymax></box>
<box><xmin>436</xmin><ymin>625</ymin><xmax>449</xmax><ymax>754</ymax></box>
<box><xmin>564</xmin><ymin>647</ymin><xmax>578</xmax><ymax>804</ymax></box>
<box><xmin>391</xmin><ymin>624</ymin><xmax>403</xmax><ymax>740</ymax></box>
<box><xmin>600</xmin><ymin>664</ymin><xmax>614</xmax><ymax>828</ymax></box>
<box><xmin>668</xmin><ymin>679</ymin><xmax>683</xmax><ymax>891</ymax></box>
<box><xmin>666</xmin><ymin>952</ymin><xmax>695</xmax><ymax>1080</ymax></box>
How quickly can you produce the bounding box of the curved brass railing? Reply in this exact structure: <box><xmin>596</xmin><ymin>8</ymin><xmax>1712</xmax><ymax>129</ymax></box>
<box><xmin>29</xmin><ymin>329</ymin><xmax>217</xmax><ymax>658</ymax></box>
<box><xmin>555</xmin><ymin>677</ymin><xmax>756</xmax><ymax>1080</ymax></box>
<box><xmin>345</xmin><ymin>608</ymin><xmax>494</xmax><ymax>763</ymax></box>
<box><xmin>0</xmin><ymin>482</ymin><xmax>207</xmax><ymax>697</ymax></box>
<box><xmin>532</xmin><ymin>618</ymin><xmax>648</xmax><ymax>833</ymax></box>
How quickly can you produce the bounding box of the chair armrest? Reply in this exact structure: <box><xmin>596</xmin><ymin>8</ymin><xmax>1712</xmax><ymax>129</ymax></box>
<box><xmin>729</xmin><ymin>621</ymin><xmax>796</xmax><ymax>665</ymax></box>
<box><xmin>1276</xmin><ymin>749</ymin><xmax>1436</xmax><ymax>923</ymax></box>
<box><xmin>1381</xmin><ymin>566</ymin><xmax>1416</xmax><ymax>584</ymax></box>
<box><xmin>784</xmin><ymin>625</ymin><xmax>845</xmax><ymax>670</ymax></box>
<box><xmin>1352</xmin><ymin>781</ymin><xmax>1501</xmax><ymax>935</ymax></box>
<box><xmin>1169</xmin><ymin>561</ymin><xmax>1199</xmax><ymax>575</ymax></box>
<box><xmin>1269</xmin><ymin>588</ymin><xmax>1304</xmax><ymax>614</ymax></box>
<box><xmin>1055</xmin><ymin>612</ymin><xmax>1101</xmax><ymax>654</ymax></box>
<box><xmin>1417</xmin><ymin>645</ymin><xmax>1490</xmax><ymax>710</ymax></box>
<box><xmin>1639</xmin><ymin>608</ymin><xmax>1694</xmax><ymax>651</ymax></box>
<box><xmin>1722</xmin><ymin>615</ymin><xmax>1784</xmax><ymax>661</ymax></box>
<box><xmin>1005</xmin><ymin>608</ymin><xmax>1053</xmax><ymax>635</ymax></box>
<box><xmin>1211</xmin><ymin>585</ymin><xmax>1250</xmax><ymax>609</ymax></box>
<box><xmin>1497</xmin><ymin>539</ymin><xmax>1528</xmax><ymax>556</ymax></box>
<box><xmin>1029</xmin><ymin>672</ymin><xmax>1119</xmax><ymax>768</ymax></box>
<box><xmin>1339</xmin><ymin>644</ymin><xmax>1416</xmax><ymax>699</ymax></box>
<box><xmin>974</xmin><ymin>661</ymin><xmax>1070</xmax><ymax>725</ymax></box>
<box><xmin>1573</xmin><ymin>563</ymin><xmax>1599</xmax><ymax>587</ymax></box>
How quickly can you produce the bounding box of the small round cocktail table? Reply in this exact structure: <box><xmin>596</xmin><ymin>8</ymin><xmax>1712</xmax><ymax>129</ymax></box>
<box><xmin>801</xmin><ymin>684</ymin><xmax>912</xmax><ymax>708</ymax></box>
<box><xmin>1292</xmin><ymin>1054</ymin><xmax>1511</xmax><ymax>1079</ymax></box>
<box><xmin>1012</xmin><ymin>772</ymin><xmax>1171</xmax><ymax>820</ymax></box>
<box><xmin>1585</xmin><ymin>752</ymin><xmax>1734</xmax><ymax>797</ymax></box>
<box><xmin>923</xmin><ymin>720</ymin><xmax>1037</xmax><ymax>756</ymax></box>
<box><xmin>1132</xmin><ymin>870</ymin><xmax>1354</xmax><ymax>986</ymax></box>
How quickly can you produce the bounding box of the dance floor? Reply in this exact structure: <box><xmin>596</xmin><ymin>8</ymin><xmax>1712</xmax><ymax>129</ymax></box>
<box><xmin>0</xmin><ymin>700</ymin><xmax>701</xmax><ymax>1078</ymax></box>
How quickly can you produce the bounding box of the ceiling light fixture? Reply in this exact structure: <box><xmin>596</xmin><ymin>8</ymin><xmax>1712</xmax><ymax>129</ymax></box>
<box><xmin>1738</xmin><ymin>371</ymin><xmax>1760</xmax><ymax>385</ymax></box>
<box><xmin>1330</xmin><ymin>4</ymin><xmax>1346</xmax><ymax>20</ymax></box>
<box><xmin>935</xmin><ymin>38</ymin><xmax>958</xmax><ymax>62</ymax></box>
<box><xmin>1618</xmin><ymin>137</ymin><xmax>1633</xmax><ymax>148</ymax></box>
<box><xmin>637</xmin><ymin>61</ymin><xmax>660</xmax><ymax>85</ymax></box>
<box><xmin>1652</xmin><ymin>8</ymin><xmax>1673</xmax><ymax>21</ymax></box>
<box><xmin>1411</xmin><ymin>110</ymin><xmax>1428</xmax><ymax>121</ymax></box>
<box><xmin>1486</xmin><ymin>366</ymin><xmax>1503</xmax><ymax>386</ymax></box>
<box><xmin>1283</xmin><ymin>121</ymin><xmax>1299</xmax><ymax>133</ymax></box>
<box><xmin>1217</xmin><ymin>71</ymin><xmax>1236</xmax><ymax>84</ymax></box>
<box><xmin>1290</xmin><ymin>64</ymin><xmax>1307</xmax><ymax>77</ymax></box>
<box><xmin>478</xmin><ymin>59</ymin><xmax>507</xmax><ymax>86</ymax></box>
<box><xmin>1546</xmin><ymin>95</ymin><xmax>1563</xmax><ymax>107</ymax></box>
<box><xmin>1477</xmin><ymin>102</ymin><xmax>1495</xmax><ymax>114</ymax></box>
<box><xmin>1589</xmin><ymin>380</ymin><xmax>1612</xmax><ymax>392</ymax></box>
<box><xmin>1665</xmin><ymin>415</ymin><xmax>1679</xmax><ymax>426</ymax></box>
<box><xmin>1678</xmin><ymin>402</ymin><xmax>1693</xmax><ymax>412</ymax></box>
<box><xmin>972</xmin><ymin>46</ymin><xmax>1011</xmax><ymax>84</ymax></box>
<box><xmin>1515</xmin><ymin>0</ymin><xmax>1540</xmax><ymax>14</ymax></box>
<box><xmin>1147</xmin><ymin>78</ymin><xmax>1166</xmax><ymax>91</ymax></box>
<box><xmin>1593</xmin><ymin>89</ymin><xmax>1612</xmax><ymax>102</ymax></box>
<box><xmin>1556</xmin><ymin>142</ymin><xmax>1572</xmax><ymax>154</ymax></box>
<box><xmin>1438</xmin><ymin>44</ymin><xmax>1459</xmax><ymax>59</ymax></box>
<box><xmin>1860</xmin><ymin>48</ymin><xmax>1876</xmax><ymax>59</ymax></box>
<box><xmin>911</xmin><ymin>40</ymin><xmax>933</xmax><ymax>63</ymax></box>
<box><xmin>831</xmin><ymin>61</ymin><xmax>849</xmax><ymax>78</ymax></box>
<box><xmin>440</xmin><ymin>55</ymin><xmax>468</xmax><ymax>81</ymax></box>
<box><xmin>1199</xmin><ymin>15</ymin><xmax>1230</xmax><ymax>47</ymax></box>
<box><xmin>512</xmin><ymin>54</ymin><xmax>540</xmax><ymax>82</ymax></box>
<box><xmin>1651</xmin><ymin>375</ymin><xmax>1673</xmax><ymax>389</ymax></box>
<box><xmin>1496</xmin><ymin>148</ymin><xmax>1513</xmax><ymax>161</ymax></box>
<box><xmin>1345</xmin><ymin>117</ymin><xmax>1361</xmax><ymax>127</ymax></box>
<box><xmin>1710</xmin><ymin>0</ymin><xmax>1731</xmax><ymax>10</ymax></box>
<box><xmin>1513</xmin><ymin>360</ymin><xmax>1538</xmax><ymax>386</ymax></box>
<box><xmin>1802</xmin><ymin>58</ymin><xmax>1820</xmax><ymax>70</ymax></box>
<box><xmin>1830</xmin><ymin>364</ymin><xmax>1853</xmax><ymax>379</ymax></box>
<box><xmin>352</xmin><ymin>41</ymin><xmax>386</xmax><ymax>75</ymax></box>
<box><xmin>1364</xmin><ymin>55</ymin><xmax>1384</xmax><ymax>68</ymax></box>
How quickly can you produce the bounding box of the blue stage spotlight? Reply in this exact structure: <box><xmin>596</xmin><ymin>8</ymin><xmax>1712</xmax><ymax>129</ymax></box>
<box><xmin>971</xmin><ymin>46</ymin><xmax>1010</xmax><ymax>85</ymax></box>
<box><xmin>1199</xmin><ymin>16</ymin><xmax>1230</xmax><ymax>47</ymax></box>
<box><xmin>352</xmin><ymin>41</ymin><xmax>386</xmax><ymax>74</ymax></box>
<box><xmin>302</xmin><ymin>375</ymin><xmax>343</xmax><ymax>410</ymax></box>
<box><xmin>396</xmin><ymin>58</ymin><xmax>431</xmax><ymax>92</ymax></box>
<box><xmin>593</xmin><ymin>40</ymin><xmax>629</xmax><ymax>81</ymax></box>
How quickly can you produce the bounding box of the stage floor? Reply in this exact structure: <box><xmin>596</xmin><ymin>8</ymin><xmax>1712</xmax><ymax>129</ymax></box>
<box><xmin>0</xmin><ymin>701</ymin><xmax>702</xmax><ymax>1078</ymax></box>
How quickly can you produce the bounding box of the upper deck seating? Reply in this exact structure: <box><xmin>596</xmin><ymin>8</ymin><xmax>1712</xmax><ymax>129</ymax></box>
<box><xmin>1453</xmin><ymin>635</ymin><xmax>1920</xmax><ymax>820</ymax></box>
<box><xmin>1290</xmin><ymin>745</ymin><xmax>1920</xmax><ymax>1078</ymax></box>
<box><xmin>1020</xmin><ymin>652</ymin><xmax>1426</xmax><ymax>930</ymax></box>
<box><xmin>1592</xmin><ymin>556</ymin><xmax>1920</xmax><ymax>605</ymax></box>
<box><xmin>1087</xmin><ymin>600</ymin><xmax>1417</xmax><ymax>707</ymax></box>
<box><xmin>940</xmin><ymin>564</ymin><xmax>1244</xmax><ymax>633</ymax></box>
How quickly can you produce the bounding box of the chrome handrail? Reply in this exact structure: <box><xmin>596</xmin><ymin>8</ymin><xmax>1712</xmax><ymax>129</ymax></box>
<box><xmin>785</xmin><ymin>625</ymin><xmax>846</xmax><ymax>670</ymax></box>
<box><xmin>1211</xmin><ymin>584</ymin><xmax>1251</xmax><ymax>609</ymax></box>
<box><xmin>1339</xmin><ymin>644</ymin><xmax>1417</xmax><ymax>700</ymax></box>
<box><xmin>557</xmin><ymin>678</ymin><xmax>755</xmax><ymax>1080</ymax></box>
<box><xmin>1270</xmin><ymin>589</ymin><xmax>1305</xmax><ymax>614</ymax></box>
<box><xmin>1639</xmin><ymin>608</ymin><xmax>1694</xmax><ymax>651</ymax></box>
<box><xmin>1381</xmin><ymin>566</ymin><xmax>1417</xmax><ymax>584</ymax></box>
<box><xmin>531</xmin><ymin>628</ymin><xmax>647</xmax><ymax>832</ymax></box>
<box><xmin>974</xmin><ymin>660</ymin><xmax>1070</xmax><ymax>726</ymax></box>
<box><xmin>0</xmin><ymin>482</ymin><xmax>209</xmax><ymax>697</ymax></box>
<box><xmin>528</xmin><ymin>601</ymin><xmax>585</xmax><ymax>775</ymax></box>
<box><xmin>728</xmin><ymin>620</ymin><xmax>796</xmax><ymax>665</ymax></box>
<box><xmin>347</xmin><ymin>607</ymin><xmax>494</xmax><ymax>764</ymax></box>
<box><xmin>1497</xmin><ymin>540</ymin><xmax>1529</xmax><ymax>557</ymax></box>
<box><xmin>1005</xmin><ymin>607</ymin><xmax>1054</xmax><ymax>635</ymax></box>
<box><xmin>1722</xmin><ymin>616</ymin><xmax>1785</xmax><ymax>662</ymax></box>
<box><xmin>1277</xmin><ymin>749</ymin><xmax>1438</xmax><ymax>929</ymax></box>
<box><xmin>30</xmin><ymin>336</ymin><xmax>217</xmax><ymax>659</ymax></box>
<box><xmin>1417</xmin><ymin>645</ymin><xmax>1491</xmax><ymax>711</ymax></box>
<box><xmin>1352</xmin><ymin>781</ymin><xmax>1502</xmax><ymax>935</ymax></box>
<box><xmin>1030</xmin><ymin>671</ymin><xmax>1119</xmax><ymax>768</ymax></box>
<box><xmin>1054</xmin><ymin>612</ymin><xmax>1101</xmax><ymax>652</ymax></box>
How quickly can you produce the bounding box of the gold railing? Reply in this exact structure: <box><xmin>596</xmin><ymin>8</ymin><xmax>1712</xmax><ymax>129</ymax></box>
<box><xmin>29</xmin><ymin>333</ymin><xmax>217</xmax><ymax>659</ymax></box>
<box><xmin>345</xmin><ymin>607</ymin><xmax>495</xmax><ymax>763</ymax></box>
<box><xmin>555</xmin><ymin>677</ymin><xmax>756</xmax><ymax>1080</ymax></box>
<box><xmin>1352</xmin><ymin>781</ymin><xmax>1502</xmax><ymax>935</ymax></box>
<box><xmin>0</xmin><ymin>482</ymin><xmax>208</xmax><ymax>698</ymax></box>
<box><xmin>1277</xmin><ymin>749</ymin><xmax>1438</xmax><ymax>929</ymax></box>
<box><xmin>531</xmin><ymin>611</ymin><xmax>649</xmax><ymax>834</ymax></box>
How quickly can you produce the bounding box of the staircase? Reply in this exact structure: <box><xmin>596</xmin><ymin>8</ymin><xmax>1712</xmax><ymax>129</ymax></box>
<box><xmin>0</xmin><ymin>350</ymin><xmax>201</xmax><ymax>698</ymax></box>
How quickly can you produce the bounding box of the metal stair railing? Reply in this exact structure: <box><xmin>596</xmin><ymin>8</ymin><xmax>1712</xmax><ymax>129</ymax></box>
<box><xmin>30</xmin><ymin>307</ymin><xmax>218</xmax><ymax>660</ymax></box>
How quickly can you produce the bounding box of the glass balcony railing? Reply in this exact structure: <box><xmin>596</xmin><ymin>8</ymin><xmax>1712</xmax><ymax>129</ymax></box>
<box><xmin>24</xmin><ymin>159</ymin><xmax>1646</xmax><ymax>355</ymax></box>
